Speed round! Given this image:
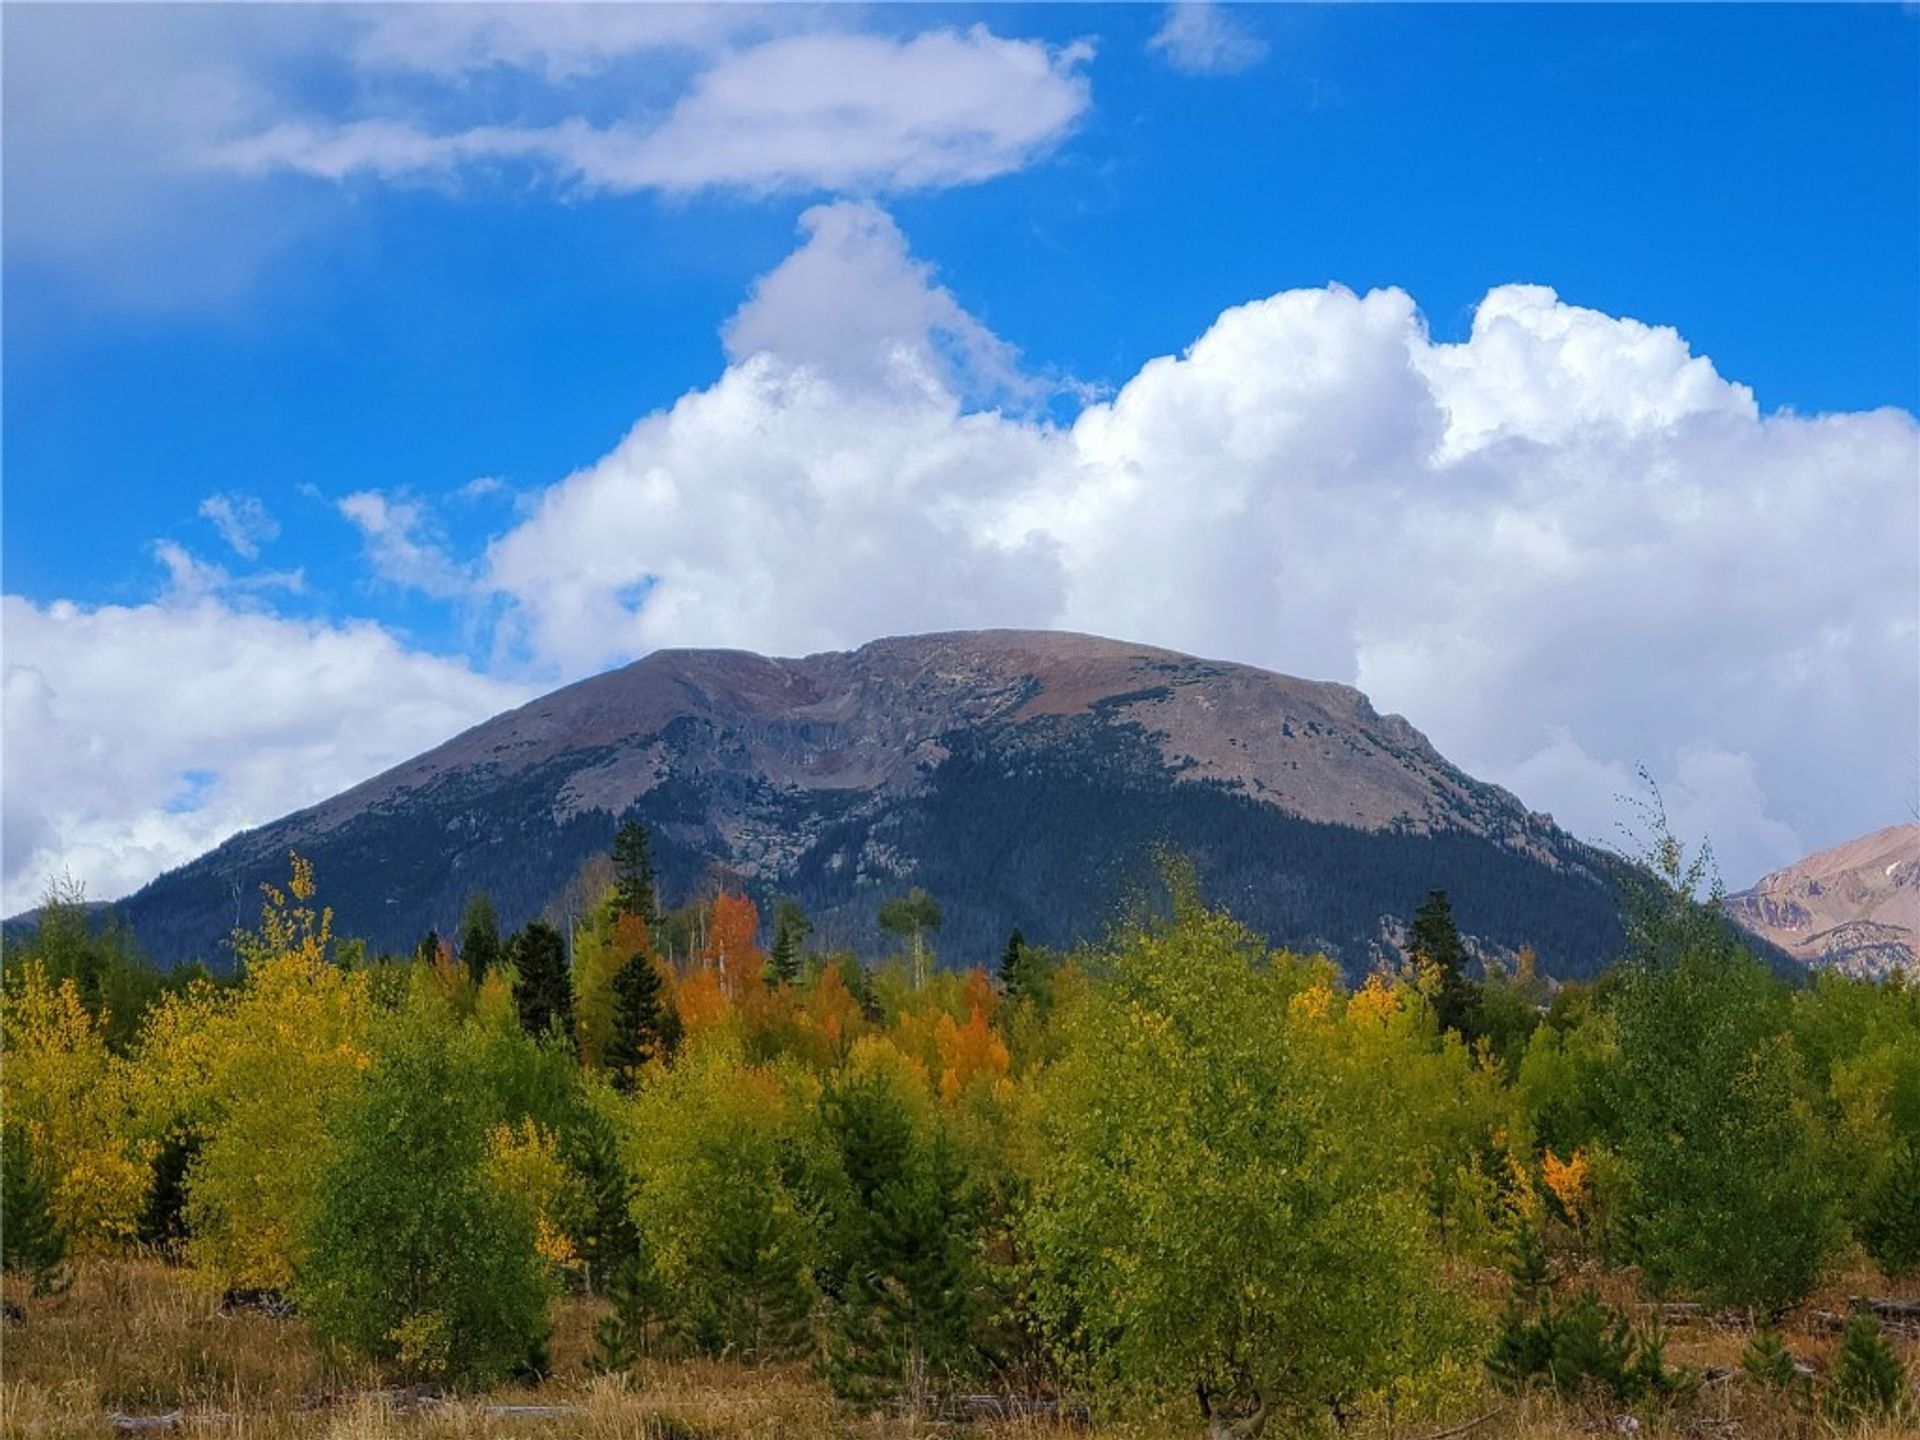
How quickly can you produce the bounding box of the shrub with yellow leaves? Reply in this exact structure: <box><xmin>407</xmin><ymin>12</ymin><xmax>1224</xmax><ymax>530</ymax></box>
<box><xmin>0</xmin><ymin>963</ymin><xmax>152</xmax><ymax>1250</ymax></box>
<box><xmin>486</xmin><ymin>1118</ymin><xmax>589</xmax><ymax>1274</ymax></box>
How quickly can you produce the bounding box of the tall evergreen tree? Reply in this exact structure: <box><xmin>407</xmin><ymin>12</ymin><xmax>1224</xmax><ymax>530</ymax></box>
<box><xmin>612</xmin><ymin>819</ymin><xmax>659</xmax><ymax>927</ymax></box>
<box><xmin>998</xmin><ymin>928</ymin><xmax>1028</xmax><ymax>999</ymax></box>
<box><xmin>507</xmin><ymin>921</ymin><xmax>573</xmax><ymax>1048</ymax></box>
<box><xmin>607</xmin><ymin>944</ymin><xmax>680</xmax><ymax>1092</ymax></box>
<box><xmin>2</xmin><ymin>1122</ymin><xmax>65</xmax><ymax>1285</ymax></box>
<box><xmin>766</xmin><ymin>897</ymin><xmax>811</xmax><ymax>987</ymax></box>
<box><xmin>459</xmin><ymin>894</ymin><xmax>502</xmax><ymax>987</ymax></box>
<box><xmin>822</xmin><ymin>1072</ymin><xmax>982</xmax><ymax>1405</ymax></box>
<box><xmin>1409</xmin><ymin>889</ymin><xmax>1481</xmax><ymax>1041</ymax></box>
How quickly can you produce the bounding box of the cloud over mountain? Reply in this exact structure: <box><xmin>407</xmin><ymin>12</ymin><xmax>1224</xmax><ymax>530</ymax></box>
<box><xmin>479</xmin><ymin>206</ymin><xmax>1918</xmax><ymax>890</ymax></box>
<box><xmin>3</xmin><ymin>204</ymin><xmax>1912</xmax><ymax>910</ymax></box>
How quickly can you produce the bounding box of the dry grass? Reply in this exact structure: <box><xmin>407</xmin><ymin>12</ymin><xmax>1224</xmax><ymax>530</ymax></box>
<box><xmin>2</xmin><ymin>1260</ymin><xmax>1915</xmax><ymax>1440</ymax></box>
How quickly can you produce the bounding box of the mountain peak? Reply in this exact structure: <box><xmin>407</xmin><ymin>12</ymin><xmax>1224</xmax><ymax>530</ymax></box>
<box><xmin>1726</xmin><ymin>822</ymin><xmax>1920</xmax><ymax>978</ymax></box>
<box><xmin>104</xmin><ymin>630</ymin><xmax>1624</xmax><ymax>973</ymax></box>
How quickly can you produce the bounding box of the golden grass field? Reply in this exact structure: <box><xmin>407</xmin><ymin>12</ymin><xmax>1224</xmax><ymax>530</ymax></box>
<box><xmin>2</xmin><ymin>1260</ymin><xmax>1914</xmax><ymax>1440</ymax></box>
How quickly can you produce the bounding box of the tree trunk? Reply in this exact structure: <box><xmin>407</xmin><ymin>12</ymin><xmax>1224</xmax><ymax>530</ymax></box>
<box><xmin>1198</xmin><ymin>1384</ymin><xmax>1270</xmax><ymax>1440</ymax></box>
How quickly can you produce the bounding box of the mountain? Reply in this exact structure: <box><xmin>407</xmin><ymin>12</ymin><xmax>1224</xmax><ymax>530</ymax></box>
<box><xmin>1724</xmin><ymin>823</ymin><xmax>1920</xmax><ymax>979</ymax></box>
<box><xmin>104</xmin><ymin>630</ymin><xmax>1633</xmax><ymax>976</ymax></box>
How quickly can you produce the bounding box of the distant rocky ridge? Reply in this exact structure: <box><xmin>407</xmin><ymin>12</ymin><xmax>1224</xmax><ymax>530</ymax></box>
<box><xmin>1725</xmin><ymin>823</ymin><xmax>1920</xmax><ymax>979</ymax></box>
<box><xmin>97</xmin><ymin>630</ymin><xmax>1632</xmax><ymax>974</ymax></box>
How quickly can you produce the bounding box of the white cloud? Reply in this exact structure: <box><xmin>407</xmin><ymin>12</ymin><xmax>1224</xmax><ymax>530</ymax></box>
<box><xmin>198</xmin><ymin>491</ymin><xmax>281</xmax><ymax>560</ymax></box>
<box><xmin>724</xmin><ymin>201</ymin><xmax>1027</xmax><ymax>401</ymax></box>
<box><xmin>1148</xmin><ymin>2</ymin><xmax>1269</xmax><ymax>76</ymax></box>
<box><xmin>348</xmin><ymin>3</ymin><xmax>762</xmax><ymax>80</ymax></box>
<box><xmin>337</xmin><ymin>490</ymin><xmax>470</xmax><ymax>599</ymax></box>
<box><xmin>478</xmin><ymin>212</ymin><xmax>1918</xmax><ymax>888</ymax></box>
<box><xmin>5</xmin><ymin>9</ymin><xmax>1091</xmax><ymax>302</ymax></box>
<box><xmin>1</xmin><ymin>590</ymin><xmax>530</xmax><ymax>911</ymax></box>
<box><xmin>207</xmin><ymin>27</ymin><xmax>1093</xmax><ymax>197</ymax></box>
<box><xmin>8</xmin><ymin>204</ymin><xmax>1911</xmax><ymax>901</ymax></box>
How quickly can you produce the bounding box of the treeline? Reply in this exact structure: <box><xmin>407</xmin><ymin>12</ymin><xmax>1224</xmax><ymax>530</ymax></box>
<box><xmin>2</xmin><ymin>825</ymin><xmax>1916</xmax><ymax>1435</ymax></box>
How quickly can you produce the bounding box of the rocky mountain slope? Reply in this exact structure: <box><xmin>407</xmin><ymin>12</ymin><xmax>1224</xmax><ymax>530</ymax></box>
<box><xmin>1725</xmin><ymin>823</ymin><xmax>1920</xmax><ymax>979</ymax></box>
<box><xmin>107</xmin><ymin>630</ymin><xmax>1632</xmax><ymax>974</ymax></box>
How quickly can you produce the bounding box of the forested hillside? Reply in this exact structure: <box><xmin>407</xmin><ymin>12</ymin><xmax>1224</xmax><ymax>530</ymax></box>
<box><xmin>4</xmin><ymin>819</ymin><xmax>1915</xmax><ymax>1438</ymax></box>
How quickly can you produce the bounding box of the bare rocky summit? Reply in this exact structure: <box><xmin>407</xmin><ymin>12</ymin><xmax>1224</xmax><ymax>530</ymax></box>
<box><xmin>108</xmin><ymin>630</ymin><xmax>1628</xmax><ymax>973</ymax></box>
<box><xmin>1725</xmin><ymin>823</ymin><xmax>1920</xmax><ymax>979</ymax></box>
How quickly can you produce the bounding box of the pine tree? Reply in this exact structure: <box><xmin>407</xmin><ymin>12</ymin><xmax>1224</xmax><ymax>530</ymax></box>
<box><xmin>611</xmin><ymin>819</ymin><xmax>659</xmax><ymax>927</ymax></box>
<box><xmin>1408</xmin><ymin>889</ymin><xmax>1481</xmax><ymax>1042</ymax></box>
<box><xmin>587</xmin><ymin>1251</ymin><xmax>666</xmax><ymax>1376</ymax></box>
<box><xmin>1740</xmin><ymin>1327</ymin><xmax>1807</xmax><ymax>1403</ymax></box>
<box><xmin>507</xmin><ymin>921</ymin><xmax>573</xmax><ymax>1047</ymax></box>
<box><xmin>823</xmin><ymin>1075</ymin><xmax>981</xmax><ymax>1406</ymax></box>
<box><xmin>1</xmin><ymin>1122</ymin><xmax>66</xmax><ymax>1287</ymax></box>
<box><xmin>765</xmin><ymin>898</ymin><xmax>811</xmax><ymax>987</ymax></box>
<box><xmin>1824</xmin><ymin>1310</ymin><xmax>1909</xmax><ymax>1423</ymax></box>
<box><xmin>459</xmin><ymin>894</ymin><xmax>502</xmax><ymax>986</ymax></box>
<box><xmin>998</xmin><ymin>928</ymin><xmax>1028</xmax><ymax>1000</ymax></box>
<box><xmin>606</xmin><ymin>925</ymin><xmax>680</xmax><ymax>1093</ymax></box>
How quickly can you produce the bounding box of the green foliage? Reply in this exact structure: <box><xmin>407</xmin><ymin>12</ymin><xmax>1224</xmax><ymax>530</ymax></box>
<box><xmin>819</xmin><ymin>1067</ymin><xmax>982</xmax><ymax>1405</ymax></box>
<box><xmin>606</xmin><ymin>945</ymin><xmax>679</xmax><ymax>1090</ymax></box>
<box><xmin>1823</xmin><ymin>1311</ymin><xmax>1910</xmax><ymax>1424</ymax></box>
<box><xmin>611</xmin><ymin>819</ymin><xmax>659</xmax><ymax>926</ymax></box>
<box><xmin>1487</xmin><ymin>1239</ymin><xmax>1682</xmax><ymax>1407</ymax></box>
<box><xmin>1022</xmin><ymin>896</ymin><xmax>1470</xmax><ymax>1432</ymax></box>
<box><xmin>1</xmin><ymin>1121</ymin><xmax>67</xmax><ymax>1284</ymax></box>
<box><xmin>1740</xmin><ymin>1327</ymin><xmax>1807</xmax><ymax>1404</ymax></box>
<box><xmin>2</xmin><ymin>876</ymin><xmax>181</xmax><ymax>1053</ymax></box>
<box><xmin>766</xmin><ymin>898</ymin><xmax>812</xmax><ymax>988</ymax></box>
<box><xmin>1409</xmin><ymin>888</ymin><xmax>1482</xmax><ymax>1043</ymax></box>
<box><xmin>1610</xmin><ymin>948</ymin><xmax>1835</xmax><ymax>1308</ymax></box>
<box><xmin>459</xmin><ymin>893</ymin><xmax>502</xmax><ymax>987</ymax></box>
<box><xmin>508</xmin><ymin>921</ymin><xmax>573</xmax><ymax>1047</ymax></box>
<box><xmin>297</xmin><ymin>1005</ymin><xmax>551</xmax><ymax>1384</ymax></box>
<box><xmin>619</xmin><ymin>1040</ymin><xmax>827</xmax><ymax>1360</ymax></box>
<box><xmin>137</xmin><ymin>1130</ymin><xmax>197</xmax><ymax>1254</ymax></box>
<box><xmin>1605</xmin><ymin>815</ymin><xmax>1835</xmax><ymax>1309</ymax></box>
<box><xmin>586</xmin><ymin>1250</ymin><xmax>667</xmax><ymax>1376</ymax></box>
<box><xmin>877</xmin><ymin>888</ymin><xmax>942</xmax><ymax>987</ymax></box>
<box><xmin>996</xmin><ymin>928</ymin><xmax>1031</xmax><ymax>1003</ymax></box>
<box><xmin>1860</xmin><ymin>1135</ymin><xmax>1920</xmax><ymax>1279</ymax></box>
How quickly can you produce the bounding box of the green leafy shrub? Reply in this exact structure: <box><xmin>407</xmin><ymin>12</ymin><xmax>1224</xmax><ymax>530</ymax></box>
<box><xmin>296</xmin><ymin>1004</ymin><xmax>551</xmax><ymax>1384</ymax></box>
<box><xmin>1860</xmin><ymin>1136</ymin><xmax>1920</xmax><ymax>1280</ymax></box>
<box><xmin>619</xmin><ymin>1038</ymin><xmax>828</xmax><ymax>1360</ymax></box>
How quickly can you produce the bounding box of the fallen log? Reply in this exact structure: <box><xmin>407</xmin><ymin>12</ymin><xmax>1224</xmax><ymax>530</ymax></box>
<box><xmin>106</xmin><ymin>1414</ymin><xmax>234</xmax><ymax>1433</ymax></box>
<box><xmin>1851</xmin><ymin>1296</ymin><xmax>1920</xmax><ymax>1322</ymax></box>
<box><xmin>898</xmin><ymin>1393</ymin><xmax>1092</xmax><ymax>1424</ymax></box>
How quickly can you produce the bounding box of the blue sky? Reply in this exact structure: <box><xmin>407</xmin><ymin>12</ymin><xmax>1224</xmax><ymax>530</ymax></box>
<box><xmin>4</xmin><ymin>3</ymin><xmax>1917</xmax><ymax>910</ymax></box>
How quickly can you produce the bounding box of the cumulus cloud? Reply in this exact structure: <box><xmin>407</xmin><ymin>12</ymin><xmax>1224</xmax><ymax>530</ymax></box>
<box><xmin>198</xmin><ymin>491</ymin><xmax>281</xmax><ymax>559</ymax></box>
<box><xmin>1148</xmin><ymin>2</ymin><xmax>1269</xmax><ymax>76</ymax></box>
<box><xmin>478</xmin><ymin>210</ymin><xmax>1918</xmax><ymax>887</ymax></box>
<box><xmin>208</xmin><ymin>27</ymin><xmax>1093</xmax><ymax>197</ymax></box>
<box><xmin>9</xmin><ymin>205</ymin><xmax>1912</xmax><ymax>902</ymax></box>
<box><xmin>1</xmin><ymin>590</ymin><xmax>530</xmax><ymax>911</ymax></box>
<box><xmin>724</xmin><ymin>201</ymin><xmax>1028</xmax><ymax>401</ymax></box>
